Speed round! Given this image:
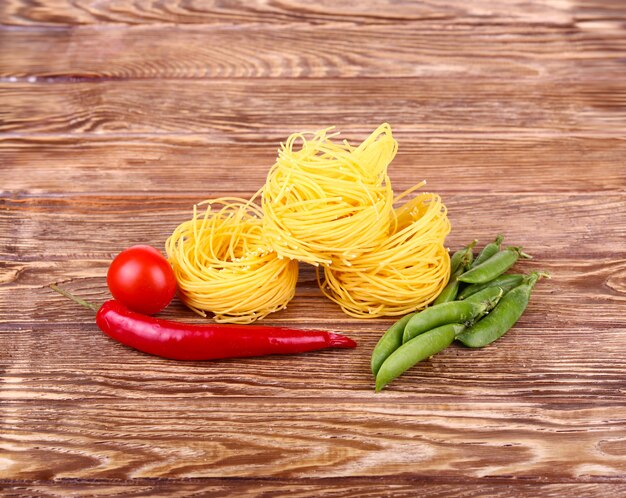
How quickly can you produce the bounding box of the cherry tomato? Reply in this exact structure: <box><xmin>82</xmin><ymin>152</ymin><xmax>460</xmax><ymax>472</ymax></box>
<box><xmin>107</xmin><ymin>245</ymin><xmax>176</xmax><ymax>315</ymax></box>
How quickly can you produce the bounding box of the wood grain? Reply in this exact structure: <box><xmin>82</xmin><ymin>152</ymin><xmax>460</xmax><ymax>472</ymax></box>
<box><xmin>2</xmin><ymin>194</ymin><xmax>625</xmax><ymax>261</ymax></box>
<box><xmin>0</xmin><ymin>22</ymin><xmax>624</xmax><ymax>80</ymax></box>
<box><xmin>1</xmin><ymin>400</ymin><xmax>625</xmax><ymax>480</ymax></box>
<box><xmin>1</xmin><ymin>0</ymin><xmax>625</xmax><ymax>493</ymax></box>
<box><xmin>3</xmin><ymin>482</ymin><xmax>626</xmax><ymax>498</ymax></box>
<box><xmin>0</xmin><ymin>78</ymin><xmax>626</xmax><ymax>136</ymax></box>
<box><xmin>2</xmin><ymin>79</ymin><xmax>624</xmax><ymax>136</ymax></box>
<box><xmin>2</xmin><ymin>136</ymin><xmax>625</xmax><ymax>195</ymax></box>
<box><xmin>0</xmin><ymin>0</ymin><xmax>599</xmax><ymax>26</ymax></box>
<box><xmin>2</xmin><ymin>316</ymin><xmax>625</xmax><ymax>402</ymax></box>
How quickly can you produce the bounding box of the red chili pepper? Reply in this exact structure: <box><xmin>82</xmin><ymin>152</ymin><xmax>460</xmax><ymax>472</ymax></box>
<box><xmin>97</xmin><ymin>300</ymin><xmax>356</xmax><ymax>360</ymax></box>
<box><xmin>50</xmin><ymin>285</ymin><xmax>357</xmax><ymax>360</ymax></box>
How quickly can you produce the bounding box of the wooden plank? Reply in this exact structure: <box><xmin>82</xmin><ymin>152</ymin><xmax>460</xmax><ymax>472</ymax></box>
<box><xmin>2</xmin><ymin>194</ymin><xmax>625</xmax><ymax>260</ymax></box>
<box><xmin>0</xmin><ymin>23</ymin><xmax>624</xmax><ymax>80</ymax></box>
<box><xmin>1</xmin><ymin>317</ymin><xmax>625</xmax><ymax>401</ymax></box>
<box><xmin>1</xmin><ymin>78</ymin><xmax>625</xmax><ymax>136</ymax></box>
<box><xmin>0</xmin><ymin>399</ymin><xmax>624</xmax><ymax>480</ymax></box>
<box><xmin>1</xmin><ymin>188</ymin><xmax>624</xmax><ymax>401</ymax></box>
<box><xmin>2</xmin><ymin>257</ymin><xmax>625</xmax><ymax>401</ymax></box>
<box><xmin>2</xmin><ymin>136</ymin><xmax>625</xmax><ymax>195</ymax></box>
<box><xmin>3</xmin><ymin>254</ymin><xmax>625</xmax><ymax>325</ymax></box>
<box><xmin>0</xmin><ymin>0</ymin><xmax>587</xmax><ymax>26</ymax></box>
<box><xmin>1</xmin><ymin>481</ymin><xmax>625</xmax><ymax>498</ymax></box>
<box><xmin>1</xmin><ymin>194</ymin><xmax>624</xmax><ymax>401</ymax></box>
<box><xmin>0</xmin><ymin>2</ymin><xmax>624</xmax><ymax>490</ymax></box>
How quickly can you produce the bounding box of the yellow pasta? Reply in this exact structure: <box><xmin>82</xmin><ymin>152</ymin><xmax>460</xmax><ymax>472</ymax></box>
<box><xmin>166</xmin><ymin>123</ymin><xmax>450</xmax><ymax>322</ymax></box>
<box><xmin>262</xmin><ymin>123</ymin><xmax>397</xmax><ymax>266</ymax></box>
<box><xmin>165</xmin><ymin>196</ymin><xmax>298</xmax><ymax>323</ymax></box>
<box><xmin>317</xmin><ymin>190</ymin><xmax>451</xmax><ymax>318</ymax></box>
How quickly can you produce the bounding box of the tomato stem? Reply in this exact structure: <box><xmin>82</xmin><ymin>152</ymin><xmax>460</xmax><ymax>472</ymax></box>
<box><xmin>49</xmin><ymin>284</ymin><xmax>98</xmax><ymax>313</ymax></box>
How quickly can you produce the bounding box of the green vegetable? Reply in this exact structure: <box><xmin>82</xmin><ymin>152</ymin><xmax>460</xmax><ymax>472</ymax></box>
<box><xmin>434</xmin><ymin>241</ymin><xmax>476</xmax><ymax>305</ymax></box>
<box><xmin>371</xmin><ymin>312</ymin><xmax>416</xmax><ymax>376</ymax></box>
<box><xmin>376</xmin><ymin>323</ymin><xmax>465</xmax><ymax>392</ymax></box>
<box><xmin>457</xmin><ymin>272</ymin><xmax>548</xmax><ymax>348</ymax></box>
<box><xmin>450</xmin><ymin>240</ymin><xmax>477</xmax><ymax>274</ymax></box>
<box><xmin>471</xmin><ymin>234</ymin><xmax>504</xmax><ymax>268</ymax></box>
<box><xmin>403</xmin><ymin>298</ymin><xmax>498</xmax><ymax>344</ymax></box>
<box><xmin>432</xmin><ymin>278</ymin><xmax>462</xmax><ymax>305</ymax></box>
<box><xmin>462</xmin><ymin>285</ymin><xmax>505</xmax><ymax>304</ymax></box>
<box><xmin>457</xmin><ymin>273</ymin><xmax>525</xmax><ymax>300</ymax></box>
<box><xmin>458</xmin><ymin>246</ymin><xmax>531</xmax><ymax>284</ymax></box>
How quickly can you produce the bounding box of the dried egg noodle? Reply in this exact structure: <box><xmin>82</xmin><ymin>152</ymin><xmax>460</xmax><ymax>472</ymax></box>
<box><xmin>166</xmin><ymin>197</ymin><xmax>298</xmax><ymax>324</ymax></box>
<box><xmin>317</xmin><ymin>191</ymin><xmax>451</xmax><ymax>318</ymax></box>
<box><xmin>262</xmin><ymin>124</ymin><xmax>397</xmax><ymax>266</ymax></box>
<box><xmin>166</xmin><ymin>124</ymin><xmax>450</xmax><ymax>322</ymax></box>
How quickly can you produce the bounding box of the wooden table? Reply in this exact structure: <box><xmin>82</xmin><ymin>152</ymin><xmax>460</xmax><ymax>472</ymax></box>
<box><xmin>1</xmin><ymin>1</ymin><xmax>625</xmax><ymax>496</ymax></box>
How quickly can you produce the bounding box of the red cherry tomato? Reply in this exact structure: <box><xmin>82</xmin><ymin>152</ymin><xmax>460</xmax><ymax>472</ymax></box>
<box><xmin>107</xmin><ymin>245</ymin><xmax>176</xmax><ymax>315</ymax></box>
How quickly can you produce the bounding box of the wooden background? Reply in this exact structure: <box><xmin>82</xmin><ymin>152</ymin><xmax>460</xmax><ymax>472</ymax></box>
<box><xmin>1</xmin><ymin>0</ymin><xmax>625</xmax><ymax>496</ymax></box>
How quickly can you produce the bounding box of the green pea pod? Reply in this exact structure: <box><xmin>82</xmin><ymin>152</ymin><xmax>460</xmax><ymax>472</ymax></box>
<box><xmin>371</xmin><ymin>312</ymin><xmax>416</xmax><ymax>376</ymax></box>
<box><xmin>457</xmin><ymin>274</ymin><xmax>525</xmax><ymax>300</ymax></box>
<box><xmin>375</xmin><ymin>323</ymin><xmax>465</xmax><ymax>392</ymax></box>
<box><xmin>403</xmin><ymin>298</ymin><xmax>498</xmax><ymax>344</ymax></box>
<box><xmin>457</xmin><ymin>272</ymin><xmax>548</xmax><ymax>348</ymax></box>
<box><xmin>463</xmin><ymin>285</ymin><xmax>505</xmax><ymax>304</ymax></box>
<box><xmin>458</xmin><ymin>246</ymin><xmax>532</xmax><ymax>284</ymax></box>
<box><xmin>434</xmin><ymin>242</ymin><xmax>476</xmax><ymax>305</ymax></box>
<box><xmin>449</xmin><ymin>240</ymin><xmax>477</xmax><ymax>275</ymax></box>
<box><xmin>471</xmin><ymin>234</ymin><xmax>504</xmax><ymax>268</ymax></box>
<box><xmin>432</xmin><ymin>278</ymin><xmax>461</xmax><ymax>305</ymax></box>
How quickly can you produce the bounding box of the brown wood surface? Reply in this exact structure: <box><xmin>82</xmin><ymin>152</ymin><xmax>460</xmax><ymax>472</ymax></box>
<box><xmin>1</xmin><ymin>1</ymin><xmax>625</xmax><ymax>496</ymax></box>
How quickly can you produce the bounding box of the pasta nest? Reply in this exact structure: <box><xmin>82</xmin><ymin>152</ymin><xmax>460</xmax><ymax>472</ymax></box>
<box><xmin>318</xmin><ymin>192</ymin><xmax>451</xmax><ymax>318</ymax></box>
<box><xmin>262</xmin><ymin>124</ymin><xmax>397</xmax><ymax>266</ymax></box>
<box><xmin>166</xmin><ymin>198</ymin><xmax>298</xmax><ymax>323</ymax></box>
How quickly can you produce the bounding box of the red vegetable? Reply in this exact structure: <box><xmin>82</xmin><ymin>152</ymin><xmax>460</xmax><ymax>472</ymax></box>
<box><xmin>107</xmin><ymin>245</ymin><xmax>176</xmax><ymax>315</ymax></box>
<box><xmin>50</xmin><ymin>285</ymin><xmax>357</xmax><ymax>360</ymax></box>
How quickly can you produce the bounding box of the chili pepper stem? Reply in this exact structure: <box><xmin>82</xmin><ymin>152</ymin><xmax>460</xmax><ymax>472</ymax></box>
<box><xmin>49</xmin><ymin>284</ymin><xmax>98</xmax><ymax>313</ymax></box>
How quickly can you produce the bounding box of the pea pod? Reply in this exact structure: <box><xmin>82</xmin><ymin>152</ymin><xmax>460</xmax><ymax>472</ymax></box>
<box><xmin>432</xmin><ymin>278</ymin><xmax>461</xmax><ymax>305</ymax></box>
<box><xmin>463</xmin><ymin>285</ymin><xmax>505</xmax><ymax>304</ymax></box>
<box><xmin>450</xmin><ymin>240</ymin><xmax>477</xmax><ymax>275</ymax></box>
<box><xmin>434</xmin><ymin>242</ymin><xmax>476</xmax><ymax>305</ymax></box>
<box><xmin>458</xmin><ymin>246</ymin><xmax>531</xmax><ymax>284</ymax></box>
<box><xmin>403</xmin><ymin>298</ymin><xmax>498</xmax><ymax>344</ymax></box>
<box><xmin>457</xmin><ymin>272</ymin><xmax>547</xmax><ymax>348</ymax></box>
<box><xmin>471</xmin><ymin>234</ymin><xmax>504</xmax><ymax>268</ymax></box>
<box><xmin>371</xmin><ymin>312</ymin><xmax>416</xmax><ymax>376</ymax></box>
<box><xmin>457</xmin><ymin>274</ymin><xmax>525</xmax><ymax>300</ymax></box>
<box><xmin>375</xmin><ymin>323</ymin><xmax>465</xmax><ymax>392</ymax></box>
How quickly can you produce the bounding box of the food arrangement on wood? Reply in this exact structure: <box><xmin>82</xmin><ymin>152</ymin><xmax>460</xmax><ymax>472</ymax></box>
<box><xmin>4</xmin><ymin>2</ymin><xmax>624</xmax><ymax>493</ymax></box>
<box><xmin>50</xmin><ymin>126</ymin><xmax>547</xmax><ymax>386</ymax></box>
